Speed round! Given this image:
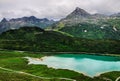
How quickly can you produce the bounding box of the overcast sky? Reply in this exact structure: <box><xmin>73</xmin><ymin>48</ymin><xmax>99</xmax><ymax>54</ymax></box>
<box><xmin>0</xmin><ymin>0</ymin><xmax>120</xmax><ymax>20</ymax></box>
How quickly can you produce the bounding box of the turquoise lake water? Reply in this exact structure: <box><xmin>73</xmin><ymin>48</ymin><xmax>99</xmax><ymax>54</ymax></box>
<box><xmin>26</xmin><ymin>54</ymin><xmax>120</xmax><ymax>77</ymax></box>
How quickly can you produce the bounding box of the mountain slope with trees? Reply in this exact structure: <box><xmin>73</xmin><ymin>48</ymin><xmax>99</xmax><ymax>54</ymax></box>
<box><xmin>0</xmin><ymin>26</ymin><xmax>120</xmax><ymax>54</ymax></box>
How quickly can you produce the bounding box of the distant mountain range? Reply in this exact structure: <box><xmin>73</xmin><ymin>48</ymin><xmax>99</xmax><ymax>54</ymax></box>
<box><xmin>0</xmin><ymin>7</ymin><xmax>120</xmax><ymax>40</ymax></box>
<box><xmin>0</xmin><ymin>16</ymin><xmax>55</xmax><ymax>33</ymax></box>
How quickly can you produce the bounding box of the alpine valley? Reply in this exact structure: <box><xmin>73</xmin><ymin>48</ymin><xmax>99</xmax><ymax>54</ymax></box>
<box><xmin>0</xmin><ymin>7</ymin><xmax>120</xmax><ymax>81</ymax></box>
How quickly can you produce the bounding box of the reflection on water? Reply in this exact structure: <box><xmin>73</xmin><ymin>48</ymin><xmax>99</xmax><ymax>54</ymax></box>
<box><xmin>25</xmin><ymin>54</ymin><xmax>120</xmax><ymax>77</ymax></box>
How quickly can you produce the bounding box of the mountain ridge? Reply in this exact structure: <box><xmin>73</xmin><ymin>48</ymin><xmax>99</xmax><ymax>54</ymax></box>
<box><xmin>52</xmin><ymin>7</ymin><xmax>120</xmax><ymax>40</ymax></box>
<box><xmin>52</xmin><ymin>7</ymin><xmax>110</xmax><ymax>29</ymax></box>
<box><xmin>66</xmin><ymin>7</ymin><xmax>91</xmax><ymax>19</ymax></box>
<box><xmin>0</xmin><ymin>16</ymin><xmax>55</xmax><ymax>33</ymax></box>
<box><xmin>1</xmin><ymin>7</ymin><xmax>120</xmax><ymax>40</ymax></box>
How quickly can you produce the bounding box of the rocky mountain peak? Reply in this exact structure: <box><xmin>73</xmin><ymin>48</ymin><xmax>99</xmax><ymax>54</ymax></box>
<box><xmin>1</xmin><ymin>18</ymin><xmax>8</xmax><ymax>23</ymax></box>
<box><xmin>71</xmin><ymin>7</ymin><xmax>91</xmax><ymax>17</ymax></box>
<box><xmin>29</xmin><ymin>16</ymin><xmax>36</xmax><ymax>19</ymax></box>
<box><xmin>66</xmin><ymin>7</ymin><xmax>91</xmax><ymax>19</ymax></box>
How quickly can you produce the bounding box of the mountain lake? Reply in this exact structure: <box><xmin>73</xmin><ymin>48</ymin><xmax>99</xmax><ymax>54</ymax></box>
<box><xmin>25</xmin><ymin>54</ymin><xmax>120</xmax><ymax>77</ymax></box>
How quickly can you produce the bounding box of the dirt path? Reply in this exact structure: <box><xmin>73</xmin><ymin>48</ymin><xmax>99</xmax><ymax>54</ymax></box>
<box><xmin>115</xmin><ymin>76</ymin><xmax>120</xmax><ymax>81</ymax></box>
<box><xmin>0</xmin><ymin>67</ymin><xmax>76</xmax><ymax>81</ymax></box>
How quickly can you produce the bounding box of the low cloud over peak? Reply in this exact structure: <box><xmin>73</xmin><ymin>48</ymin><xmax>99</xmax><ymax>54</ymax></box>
<box><xmin>0</xmin><ymin>0</ymin><xmax>120</xmax><ymax>20</ymax></box>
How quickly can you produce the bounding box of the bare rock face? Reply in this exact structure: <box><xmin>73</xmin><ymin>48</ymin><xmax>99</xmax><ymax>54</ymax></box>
<box><xmin>66</xmin><ymin>7</ymin><xmax>91</xmax><ymax>19</ymax></box>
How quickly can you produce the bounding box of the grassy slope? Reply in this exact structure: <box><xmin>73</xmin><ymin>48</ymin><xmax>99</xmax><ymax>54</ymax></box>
<box><xmin>94</xmin><ymin>71</ymin><xmax>120</xmax><ymax>81</ymax></box>
<box><xmin>0</xmin><ymin>69</ymin><xmax>70</xmax><ymax>81</ymax></box>
<box><xmin>60</xmin><ymin>22</ymin><xmax>120</xmax><ymax>40</ymax></box>
<box><xmin>0</xmin><ymin>69</ymin><xmax>44</xmax><ymax>81</ymax></box>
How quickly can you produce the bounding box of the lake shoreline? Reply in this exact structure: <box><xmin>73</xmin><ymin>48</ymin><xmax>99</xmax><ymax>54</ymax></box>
<box><xmin>0</xmin><ymin>49</ymin><xmax>120</xmax><ymax>57</ymax></box>
<box><xmin>37</xmin><ymin>52</ymin><xmax>120</xmax><ymax>58</ymax></box>
<box><xmin>25</xmin><ymin>54</ymin><xmax>120</xmax><ymax>78</ymax></box>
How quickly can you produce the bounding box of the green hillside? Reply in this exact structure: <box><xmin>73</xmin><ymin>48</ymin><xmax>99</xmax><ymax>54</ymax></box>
<box><xmin>59</xmin><ymin>22</ymin><xmax>120</xmax><ymax>40</ymax></box>
<box><xmin>0</xmin><ymin>26</ymin><xmax>120</xmax><ymax>54</ymax></box>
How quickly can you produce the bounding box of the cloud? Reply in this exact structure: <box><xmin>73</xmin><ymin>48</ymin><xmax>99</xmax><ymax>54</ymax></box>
<box><xmin>0</xmin><ymin>0</ymin><xmax>120</xmax><ymax>20</ymax></box>
<box><xmin>76</xmin><ymin>0</ymin><xmax>120</xmax><ymax>14</ymax></box>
